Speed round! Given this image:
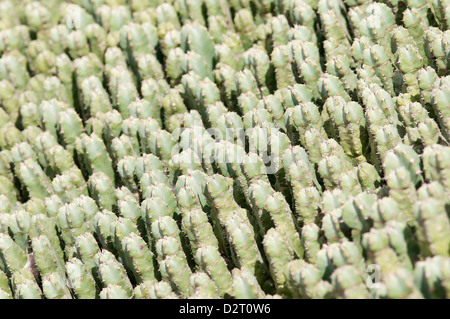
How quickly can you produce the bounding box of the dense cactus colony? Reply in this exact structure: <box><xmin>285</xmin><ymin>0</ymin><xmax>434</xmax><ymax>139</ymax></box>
<box><xmin>0</xmin><ymin>0</ymin><xmax>449</xmax><ymax>299</ymax></box>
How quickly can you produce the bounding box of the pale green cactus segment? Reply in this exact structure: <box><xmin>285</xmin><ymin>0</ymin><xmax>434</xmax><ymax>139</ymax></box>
<box><xmin>414</xmin><ymin>256</ymin><xmax>449</xmax><ymax>299</ymax></box>
<box><xmin>428</xmin><ymin>0</ymin><xmax>450</xmax><ymax>30</ymax></box>
<box><xmin>287</xmin><ymin>3</ymin><xmax>317</xmax><ymax>38</ymax></box>
<box><xmin>422</xmin><ymin>144</ymin><xmax>450</xmax><ymax>189</ymax></box>
<box><xmin>213</xmin><ymin>63</ymin><xmax>238</xmax><ymax>109</ymax></box>
<box><xmin>424</xmin><ymin>27</ymin><xmax>448</xmax><ymax>76</ymax></box>
<box><xmin>56</xmin><ymin>203</ymin><xmax>90</xmax><ymax>251</ymax></box>
<box><xmin>204</xmin><ymin>174</ymin><xmax>242</xmax><ymax>215</ymax></box>
<box><xmin>0</xmin><ymin>269</ymin><xmax>10</xmax><ymax>296</ymax></box>
<box><xmin>383</xmin><ymin>143</ymin><xmax>423</xmax><ymax>186</ymax></box>
<box><xmin>395</xmin><ymin>44</ymin><xmax>425</xmax><ymax>96</ymax></box>
<box><xmin>117</xmin><ymin>195</ymin><xmax>141</xmax><ymax>227</ymax></box>
<box><xmin>41</xmin><ymin>272</ymin><xmax>73</xmax><ymax>299</ymax></box>
<box><xmin>330</xmin><ymin>265</ymin><xmax>370</xmax><ymax>299</ymax></box>
<box><xmin>224</xmin><ymin>215</ymin><xmax>265</xmax><ymax>280</ymax></box>
<box><xmin>136</xmin><ymin>280</ymin><xmax>178</xmax><ymax>299</ymax></box>
<box><xmin>396</xmin><ymin>99</ymin><xmax>442</xmax><ymax>148</ymax></box>
<box><xmin>0</xmin><ymin>122</ymin><xmax>23</xmax><ymax>151</ymax></box>
<box><xmin>97</xmin><ymin>4</ymin><xmax>132</xmax><ymax>34</ymax></box>
<box><xmin>116</xmin><ymin>156</ymin><xmax>137</xmax><ymax>194</ymax></box>
<box><xmin>81</xmin><ymin>23</ymin><xmax>107</xmax><ymax>60</ymax></box>
<box><xmin>57</xmin><ymin>109</ymin><xmax>83</xmax><ymax>149</ymax></box>
<box><xmin>356</xmin><ymin>162</ymin><xmax>381</xmax><ymax>192</ymax></box>
<box><xmin>247</xmin><ymin>180</ymin><xmax>276</xmax><ymax>235</ymax></box>
<box><xmin>285</xmin><ymin>102</ymin><xmax>326</xmax><ymax>147</ymax></box>
<box><xmin>264</xmin><ymin>192</ymin><xmax>303</xmax><ymax>257</ymax></box>
<box><xmin>65</xmin><ymin>257</ymin><xmax>96</xmax><ymax>299</ymax></box>
<box><xmin>326</xmin><ymin>54</ymin><xmax>358</xmax><ymax>93</ymax></box>
<box><xmin>0</xmin><ymin>53</ymin><xmax>30</xmax><ymax>90</ymax></box>
<box><xmin>80</xmin><ymin>76</ymin><xmax>113</xmax><ymax>119</ymax></box>
<box><xmin>66</xmin><ymin>29</ymin><xmax>91</xmax><ymax>60</ymax></box>
<box><xmin>283</xmin><ymin>260</ymin><xmax>332</xmax><ymax>299</ymax></box>
<box><xmin>243</xmin><ymin>109</ymin><xmax>274</xmax><ymax>132</ymax></box>
<box><xmin>370</xmin><ymin>124</ymin><xmax>403</xmax><ymax>173</ymax></box>
<box><xmin>384</xmin><ymin>221</ymin><xmax>416</xmax><ymax>270</ymax></box>
<box><xmin>402</xmin><ymin>8</ymin><xmax>428</xmax><ymax>58</ymax></box>
<box><xmin>263</xmin><ymin>228</ymin><xmax>295</xmax><ymax>293</ymax></box>
<box><xmin>0</xmin><ymin>233</ymin><xmax>27</xmax><ymax>276</ymax></box>
<box><xmin>417</xmin><ymin>181</ymin><xmax>448</xmax><ymax>202</ymax></box>
<box><xmin>14</xmin><ymin>278</ymin><xmax>42</xmax><ymax>299</ymax></box>
<box><xmin>146</xmin><ymin>129</ymin><xmax>177</xmax><ymax>165</ymax></box>
<box><xmin>386</xmin><ymin>167</ymin><xmax>418</xmax><ymax>220</ymax></box>
<box><xmin>0</xmin><ymin>176</ymin><xmax>18</xmax><ymax>204</ymax></box>
<box><xmin>414</xmin><ymin>198</ymin><xmax>450</xmax><ymax>258</ymax></box>
<box><xmin>93</xmin><ymin>210</ymin><xmax>119</xmax><ymax>253</ymax></box>
<box><xmin>234</xmin><ymin>68</ymin><xmax>261</xmax><ymax>100</ymax></box>
<box><xmin>341</xmin><ymin>192</ymin><xmax>376</xmax><ymax>233</ymax></box>
<box><xmin>142</xmin><ymin>183</ymin><xmax>177</xmax><ymax>220</ymax></box>
<box><xmin>385</xmin><ymin>268</ymin><xmax>424</xmax><ymax>299</ymax></box>
<box><xmin>31</xmin><ymin>235</ymin><xmax>65</xmax><ymax>279</ymax></box>
<box><xmin>301</xmin><ymin>223</ymin><xmax>323</xmax><ymax>264</ymax></box>
<box><xmin>159</xmin><ymin>254</ymin><xmax>193</xmax><ymax>297</ymax></box>
<box><xmin>94</xmin><ymin>250</ymin><xmax>133</xmax><ymax>297</ymax></box>
<box><xmin>362</xmin><ymin>228</ymin><xmax>410</xmax><ymax>275</ymax></box>
<box><xmin>317</xmin><ymin>73</ymin><xmax>351</xmax><ymax>103</ymax></box>
<box><xmin>8</xmin><ymin>208</ymin><xmax>32</xmax><ymax>250</ymax></box>
<box><xmin>0</xmin><ymin>84</ymin><xmax>18</xmax><ymax>126</ymax></box>
<box><xmin>121</xmin><ymin>232</ymin><xmax>157</xmax><ymax>284</ymax></box>
<box><xmin>180</xmin><ymin>21</ymin><xmax>214</xmax><ymax>75</ymax></box>
<box><xmin>75</xmin><ymin>232</ymin><xmax>100</xmax><ymax>279</ymax></box>
<box><xmin>76</xmin><ymin>133</ymin><xmax>115</xmax><ymax>183</ymax></box>
<box><xmin>242</xmin><ymin>47</ymin><xmax>275</xmax><ymax>94</ymax></box>
<box><xmin>87</xmin><ymin>172</ymin><xmax>116</xmax><ymax>212</ymax></box>
<box><xmin>140</xmin><ymin>170</ymin><xmax>171</xmax><ymax>196</ymax></box>
<box><xmin>134</xmin><ymin>154</ymin><xmax>164</xmax><ymax>181</ymax></box>
<box><xmin>430</xmin><ymin>81</ymin><xmax>450</xmax><ymax>141</ymax></box>
<box><xmin>38</xmin><ymin>99</ymin><xmax>67</xmax><ymax>141</ymax></box>
<box><xmin>317</xmin><ymin>154</ymin><xmax>353</xmax><ymax>191</ymax></box>
<box><xmin>231</xmin><ymin>268</ymin><xmax>266</xmax><ymax>299</ymax></box>
<box><xmin>109</xmin><ymin>74</ymin><xmax>139</xmax><ymax>119</ymax></box>
<box><xmin>321</xmin><ymin>208</ymin><xmax>348</xmax><ymax>244</ymax></box>
<box><xmin>181</xmin><ymin>209</ymin><xmax>219</xmax><ymax>254</ymax></box>
<box><xmin>271</xmin><ymin>44</ymin><xmax>296</xmax><ymax>90</ymax></box>
<box><xmin>110</xmin><ymin>135</ymin><xmax>136</xmax><ymax>166</ymax></box>
<box><xmin>150</xmin><ymin>216</ymin><xmax>181</xmax><ymax>244</ymax></box>
<box><xmin>155</xmin><ymin>3</ymin><xmax>181</xmax><ymax>37</ymax></box>
<box><xmin>268</xmin><ymin>14</ymin><xmax>291</xmax><ymax>48</ymax></box>
<box><xmin>316</xmin><ymin>241</ymin><xmax>366</xmax><ymax>280</ymax></box>
<box><xmin>369</xmin><ymin>197</ymin><xmax>407</xmax><ymax>229</ymax></box>
<box><xmin>119</xmin><ymin>22</ymin><xmax>158</xmax><ymax>63</ymax></box>
<box><xmin>17</xmin><ymin>158</ymin><xmax>53</xmax><ymax>200</ymax></box>
<box><xmin>112</xmin><ymin>217</ymin><xmax>140</xmax><ymax>255</ymax></box>
<box><xmin>362</xmin><ymin>84</ymin><xmax>401</xmax><ymax>126</ymax></box>
<box><xmin>42</xmin><ymin>76</ymin><xmax>72</xmax><ymax>107</ymax></box>
<box><xmin>0</xmin><ymin>25</ymin><xmax>30</xmax><ymax>54</ymax></box>
<box><xmin>194</xmin><ymin>245</ymin><xmax>232</xmax><ymax>297</ymax></box>
<box><xmin>141</xmin><ymin>197</ymin><xmax>172</xmax><ymax>241</ymax></box>
<box><xmin>331</xmin><ymin>101</ymin><xmax>369</xmax><ymax>162</ymax></box>
<box><xmin>189</xmin><ymin>272</ymin><xmax>220</xmax><ymax>299</ymax></box>
<box><xmin>99</xmin><ymin>284</ymin><xmax>131</xmax><ymax>299</ymax></box>
<box><xmin>45</xmin><ymin>145</ymin><xmax>78</xmax><ymax>177</ymax></box>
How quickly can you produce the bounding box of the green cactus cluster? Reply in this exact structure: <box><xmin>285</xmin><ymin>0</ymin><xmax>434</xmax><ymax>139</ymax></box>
<box><xmin>0</xmin><ymin>0</ymin><xmax>449</xmax><ymax>299</ymax></box>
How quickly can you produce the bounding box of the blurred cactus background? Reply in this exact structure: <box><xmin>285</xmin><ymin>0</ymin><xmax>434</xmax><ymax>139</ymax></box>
<box><xmin>0</xmin><ymin>0</ymin><xmax>449</xmax><ymax>299</ymax></box>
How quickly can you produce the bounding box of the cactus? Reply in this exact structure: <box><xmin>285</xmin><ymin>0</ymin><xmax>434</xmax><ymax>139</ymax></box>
<box><xmin>0</xmin><ymin>0</ymin><xmax>448</xmax><ymax>300</ymax></box>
